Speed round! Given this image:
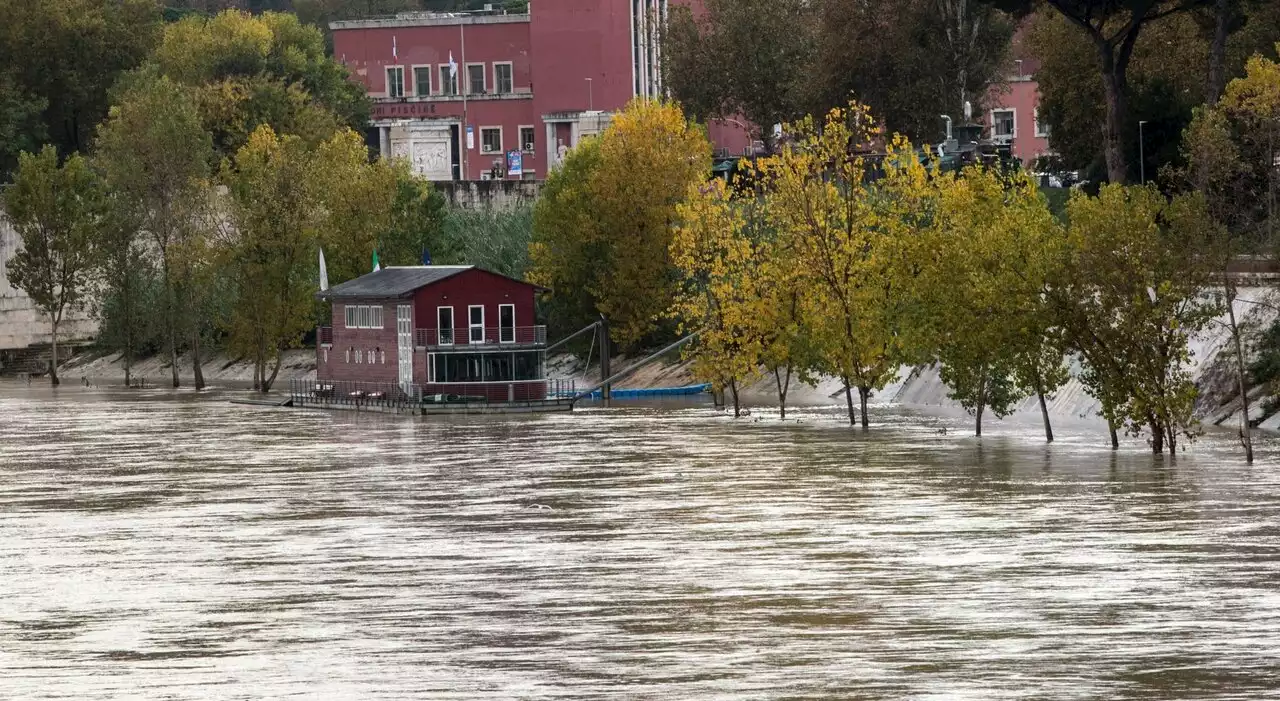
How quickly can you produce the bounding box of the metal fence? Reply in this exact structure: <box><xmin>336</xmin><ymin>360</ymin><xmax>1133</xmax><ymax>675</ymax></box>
<box><xmin>290</xmin><ymin>377</ymin><xmax>578</xmax><ymax>411</ymax></box>
<box><xmin>414</xmin><ymin>326</ymin><xmax>547</xmax><ymax>348</ymax></box>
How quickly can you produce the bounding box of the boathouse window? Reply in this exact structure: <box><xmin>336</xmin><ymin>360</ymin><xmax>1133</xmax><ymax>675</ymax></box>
<box><xmin>469</xmin><ymin>305</ymin><xmax>485</xmax><ymax>343</ymax></box>
<box><xmin>437</xmin><ymin>306</ymin><xmax>454</xmax><ymax>345</ymax></box>
<box><xmin>499</xmin><ymin>304</ymin><xmax>515</xmax><ymax>343</ymax></box>
<box><xmin>346</xmin><ymin>347</ymin><xmax>351</xmax><ymax>363</ymax></box>
<box><xmin>367</xmin><ymin>350</ymin><xmax>374</xmax><ymax>364</ymax></box>
<box><xmin>344</xmin><ymin>305</ymin><xmax>384</xmax><ymax>330</ymax></box>
<box><xmin>356</xmin><ymin>349</ymin><xmax>362</xmax><ymax>364</ymax></box>
<box><xmin>428</xmin><ymin>351</ymin><xmax>542</xmax><ymax>383</ymax></box>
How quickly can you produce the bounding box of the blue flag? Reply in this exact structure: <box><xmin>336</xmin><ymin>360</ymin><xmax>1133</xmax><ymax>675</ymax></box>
<box><xmin>421</xmin><ymin>248</ymin><xmax>432</xmax><ymax>266</ymax></box>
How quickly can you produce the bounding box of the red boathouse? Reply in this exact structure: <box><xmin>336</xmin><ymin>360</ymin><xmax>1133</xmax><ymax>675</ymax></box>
<box><xmin>316</xmin><ymin>265</ymin><xmax>552</xmax><ymax>403</ymax></box>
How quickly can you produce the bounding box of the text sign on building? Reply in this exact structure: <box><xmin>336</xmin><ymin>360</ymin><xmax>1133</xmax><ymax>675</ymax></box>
<box><xmin>466</xmin><ymin>125</ymin><xmax>475</xmax><ymax>150</ymax></box>
<box><xmin>506</xmin><ymin>150</ymin><xmax>523</xmax><ymax>178</ymax></box>
<box><xmin>372</xmin><ymin>102</ymin><xmax>438</xmax><ymax>119</ymax></box>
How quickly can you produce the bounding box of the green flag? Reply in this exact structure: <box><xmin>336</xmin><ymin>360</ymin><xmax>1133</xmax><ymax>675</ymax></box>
<box><xmin>372</xmin><ymin>249</ymin><xmax>381</xmax><ymax>273</ymax></box>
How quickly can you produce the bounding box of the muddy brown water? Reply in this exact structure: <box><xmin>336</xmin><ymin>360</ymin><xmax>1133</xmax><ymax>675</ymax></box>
<box><xmin>3</xmin><ymin>383</ymin><xmax>1280</xmax><ymax>699</ymax></box>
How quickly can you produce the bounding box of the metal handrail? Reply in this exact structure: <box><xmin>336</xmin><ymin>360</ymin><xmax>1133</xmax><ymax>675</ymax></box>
<box><xmin>414</xmin><ymin>325</ymin><xmax>547</xmax><ymax>347</ymax></box>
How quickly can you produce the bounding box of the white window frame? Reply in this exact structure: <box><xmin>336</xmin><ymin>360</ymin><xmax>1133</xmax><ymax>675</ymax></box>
<box><xmin>437</xmin><ymin>64</ymin><xmax>458</xmax><ymax>96</ymax></box>
<box><xmin>356</xmin><ymin>348</ymin><xmax>362</xmax><ymax>364</ymax></box>
<box><xmin>469</xmin><ymin>305</ymin><xmax>485</xmax><ymax>344</ymax></box>
<box><xmin>1034</xmin><ymin>108</ymin><xmax>1049</xmax><ymax>138</ymax></box>
<box><xmin>499</xmin><ymin>303</ymin><xmax>516</xmax><ymax>344</ymax></box>
<box><xmin>386</xmin><ymin>65</ymin><xmax>405</xmax><ymax>99</ymax></box>
<box><xmin>480</xmin><ymin>126</ymin><xmax>503</xmax><ymax>155</ymax></box>
<box><xmin>493</xmin><ymin>61</ymin><xmax>514</xmax><ymax>94</ymax></box>
<box><xmin>519</xmin><ymin>125</ymin><xmax>536</xmax><ymax>154</ymax></box>
<box><xmin>437</xmin><ymin>306</ymin><xmax>455</xmax><ymax>345</ymax></box>
<box><xmin>412</xmin><ymin>64</ymin><xmax>432</xmax><ymax>97</ymax></box>
<box><xmin>345</xmin><ymin>305</ymin><xmax>356</xmax><ymax>329</ymax></box>
<box><xmin>345</xmin><ymin>347</ymin><xmax>351</xmax><ymax>363</ymax></box>
<box><xmin>428</xmin><ymin>353</ymin><xmax>436</xmax><ymax>383</ymax></box>
<box><xmin>370</xmin><ymin>306</ymin><xmax>383</xmax><ymax>330</ymax></box>
<box><xmin>991</xmin><ymin>108</ymin><xmax>1016</xmax><ymax>139</ymax></box>
<box><xmin>465</xmin><ymin>62</ymin><xmax>487</xmax><ymax>95</ymax></box>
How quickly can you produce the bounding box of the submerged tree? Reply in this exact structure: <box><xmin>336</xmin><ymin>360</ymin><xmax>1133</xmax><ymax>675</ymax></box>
<box><xmin>3</xmin><ymin>147</ymin><xmax>104</xmax><ymax>386</ymax></box>
<box><xmin>94</xmin><ymin>75</ymin><xmax>215</xmax><ymax>389</ymax></box>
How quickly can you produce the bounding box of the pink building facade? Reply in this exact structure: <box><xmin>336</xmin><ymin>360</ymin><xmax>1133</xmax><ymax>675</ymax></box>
<box><xmin>986</xmin><ymin>32</ymin><xmax>1052</xmax><ymax>167</ymax></box>
<box><xmin>331</xmin><ymin>1</ymin><xmax>749</xmax><ymax>181</ymax></box>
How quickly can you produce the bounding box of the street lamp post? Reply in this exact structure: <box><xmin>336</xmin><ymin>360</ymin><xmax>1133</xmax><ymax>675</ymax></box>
<box><xmin>1139</xmin><ymin>120</ymin><xmax>1148</xmax><ymax>184</ymax></box>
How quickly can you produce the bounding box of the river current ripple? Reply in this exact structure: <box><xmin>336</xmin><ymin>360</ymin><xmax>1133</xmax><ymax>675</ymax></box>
<box><xmin>3</xmin><ymin>383</ymin><xmax>1280</xmax><ymax>699</ymax></box>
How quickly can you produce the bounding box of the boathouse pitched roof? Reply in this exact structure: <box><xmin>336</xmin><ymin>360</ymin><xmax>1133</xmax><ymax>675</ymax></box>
<box><xmin>321</xmin><ymin>265</ymin><xmax>547</xmax><ymax>300</ymax></box>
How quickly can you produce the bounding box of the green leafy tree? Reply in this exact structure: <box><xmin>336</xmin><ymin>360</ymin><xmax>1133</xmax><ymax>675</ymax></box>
<box><xmin>94</xmin><ymin>75</ymin><xmax>216</xmax><ymax>389</ymax></box>
<box><xmin>91</xmin><ymin>199</ymin><xmax>153</xmax><ymax>387</ymax></box>
<box><xmin>0</xmin><ymin>0</ymin><xmax>162</xmax><ymax>179</ymax></box>
<box><xmin>1000</xmin><ymin>0</ymin><xmax>1223</xmax><ymax>183</ymax></box>
<box><xmin>379</xmin><ymin>171</ymin><xmax>449</xmax><ymax>269</ymax></box>
<box><xmin>811</xmin><ymin>0</ymin><xmax>1015</xmax><ymax>143</ymax></box>
<box><xmin>663</xmin><ymin>0</ymin><xmax>816</xmax><ymax>152</ymax></box>
<box><xmin>439</xmin><ymin>205</ymin><xmax>532</xmax><ymax>278</ymax></box>
<box><xmin>529</xmin><ymin>99</ymin><xmax>711</xmax><ymax>351</ymax></box>
<box><xmin>1050</xmin><ymin>185</ymin><xmax>1219</xmax><ymax>454</ymax></box>
<box><xmin>149</xmin><ymin>10</ymin><xmax>370</xmax><ymax>158</ymax></box>
<box><xmin>3</xmin><ymin>147</ymin><xmax>104</xmax><ymax>386</ymax></box>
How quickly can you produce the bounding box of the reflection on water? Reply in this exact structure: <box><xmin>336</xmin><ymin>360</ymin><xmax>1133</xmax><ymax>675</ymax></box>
<box><xmin>3</xmin><ymin>382</ymin><xmax>1280</xmax><ymax>699</ymax></box>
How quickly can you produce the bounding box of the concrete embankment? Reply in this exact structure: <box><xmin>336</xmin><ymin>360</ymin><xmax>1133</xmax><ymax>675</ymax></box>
<box><xmin>51</xmin><ymin>285</ymin><xmax>1280</xmax><ymax>431</ymax></box>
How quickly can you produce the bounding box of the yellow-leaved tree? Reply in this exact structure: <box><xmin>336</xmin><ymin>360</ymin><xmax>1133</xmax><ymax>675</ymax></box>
<box><xmin>671</xmin><ymin>178</ymin><xmax>770</xmax><ymax>417</ymax></box>
<box><xmin>529</xmin><ymin>99</ymin><xmax>711</xmax><ymax>351</ymax></box>
<box><xmin>919</xmin><ymin>164</ymin><xmax>1062</xmax><ymax>437</ymax></box>
<box><xmin>763</xmin><ymin>103</ymin><xmax>918</xmax><ymax>427</ymax></box>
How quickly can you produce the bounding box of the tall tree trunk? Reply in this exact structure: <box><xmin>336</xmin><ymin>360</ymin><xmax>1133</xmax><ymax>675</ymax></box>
<box><xmin>1149</xmin><ymin>415</ymin><xmax>1164</xmax><ymax>454</ymax></box>
<box><xmin>164</xmin><ymin>264</ymin><xmax>179</xmax><ymax>388</ymax></box>
<box><xmin>858</xmin><ymin>386</ymin><xmax>870</xmax><ymax>429</ymax></box>
<box><xmin>974</xmin><ymin>366</ymin><xmax>988</xmax><ymax>437</ymax></box>
<box><xmin>124</xmin><ymin>301</ymin><xmax>133</xmax><ymax>388</ymax></box>
<box><xmin>1095</xmin><ymin>28</ymin><xmax>1140</xmax><ymax>184</ymax></box>
<box><xmin>192</xmin><ymin>329</ymin><xmax>205</xmax><ymax>391</ymax></box>
<box><xmin>1225</xmin><ymin>277</ymin><xmax>1254</xmax><ymax>463</ymax></box>
<box><xmin>48</xmin><ymin>319</ymin><xmax>60</xmax><ymax>387</ymax></box>
<box><xmin>263</xmin><ymin>345</ymin><xmax>282</xmax><ymax>393</ymax></box>
<box><xmin>729</xmin><ymin>377</ymin><xmax>740</xmax><ymax>418</ymax></box>
<box><xmin>1166</xmin><ymin>423</ymin><xmax>1178</xmax><ymax>456</ymax></box>
<box><xmin>774</xmin><ymin>366</ymin><xmax>791</xmax><ymax>420</ymax></box>
<box><xmin>1037</xmin><ymin>388</ymin><xmax>1054</xmax><ymax>443</ymax></box>
<box><xmin>1206</xmin><ymin>0</ymin><xmax>1231</xmax><ymax>104</ymax></box>
<box><xmin>1109</xmin><ymin>420</ymin><xmax>1119</xmax><ymax>450</ymax></box>
<box><xmin>842</xmin><ymin>376</ymin><xmax>856</xmax><ymax>426</ymax></box>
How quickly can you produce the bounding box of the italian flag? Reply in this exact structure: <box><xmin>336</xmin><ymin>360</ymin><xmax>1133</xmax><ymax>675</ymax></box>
<box><xmin>372</xmin><ymin>250</ymin><xmax>381</xmax><ymax>273</ymax></box>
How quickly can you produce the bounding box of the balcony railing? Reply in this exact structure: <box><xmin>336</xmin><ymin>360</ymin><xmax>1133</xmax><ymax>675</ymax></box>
<box><xmin>415</xmin><ymin>326</ymin><xmax>547</xmax><ymax>349</ymax></box>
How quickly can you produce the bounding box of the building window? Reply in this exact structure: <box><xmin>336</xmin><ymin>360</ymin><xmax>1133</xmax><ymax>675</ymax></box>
<box><xmin>437</xmin><ymin>306</ymin><xmax>455</xmax><ymax>345</ymax></box>
<box><xmin>1034</xmin><ymin>109</ymin><xmax>1050</xmax><ymax>138</ymax></box>
<box><xmin>499</xmin><ymin>304</ymin><xmax>515</xmax><ymax>344</ymax></box>
<box><xmin>992</xmin><ymin>109</ymin><xmax>1015</xmax><ymax>139</ymax></box>
<box><xmin>356</xmin><ymin>348</ymin><xmax>362</xmax><ymax>364</ymax></box>
<box><xmin>343</xmin><ymin>305</ymin><xmax>384</xmax><ymax>329</ymax></box>
<box><xmin>413</xmin><ymin>66</ymin><xmax>432</xmax><ymax>96</ymax></box>
<box><xmin>467</xmin><ymin>63</ymin><xmax>486</xmax><ymax>95</ymax></box>
<box><xmin>387</xmin><ymin>66</ymin><xmax>405</xmax><ymax>98</ymax></box>
<box><xmin>469</xmin><ymin>305</ymin><xmax>485</xmax><ymax>344</ymax></box>
<box><xmin>380</xmin><ymin>348</ymin><xmax>386</xmax><ymax>365</ymax></box>
<box><xmin>439</xmin><ymin>65</ymin><xmax>458</xmax><ymax>96</ymax></box>
<box><xmin>480</xmin><ymin>127</ymin><xmax>502</xmax><ymax>154</ymax></box>
<box><xmin>519</xmin><ymin>126</ymin><xmax>535</xmax><ymax>154</ymax></box>
<box><xmin>494</xmin><ymin>63</ymin><xmax>513</xmax><ymax>94</ymax></box>
<box><xmin>346</xmin><ymin>347</ymin><xmax>351</xmax><ymax>364</ymax></box>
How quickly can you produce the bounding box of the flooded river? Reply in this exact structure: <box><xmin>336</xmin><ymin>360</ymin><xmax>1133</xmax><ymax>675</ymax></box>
<box><xmin>3</xmin><ymin>383</ymin><xmax>1280</xmax><ymax>699</ymax></box>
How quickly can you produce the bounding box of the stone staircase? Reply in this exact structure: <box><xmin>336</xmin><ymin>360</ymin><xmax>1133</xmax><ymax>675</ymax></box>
<box><xmin>0</xmin><ymin>343</ymin><xmax>73</xmax><ymax>377</ymax></box>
